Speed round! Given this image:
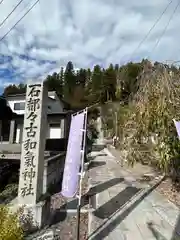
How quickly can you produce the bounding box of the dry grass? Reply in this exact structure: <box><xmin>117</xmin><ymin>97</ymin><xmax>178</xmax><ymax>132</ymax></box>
<box><xmin>118</xmin><ymin>68</ymin><xmax>180</xmax><ymax>176</ymax></box>
<box><xmin>101</xmin><ymin>66</ymin><xmax>180</xmax><ymax>184</ymax></box>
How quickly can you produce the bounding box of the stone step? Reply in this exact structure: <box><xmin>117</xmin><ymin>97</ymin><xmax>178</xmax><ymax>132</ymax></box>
<box><xmin>91</xmin><ymin>144</ymin><xmax>106</xmax><ymax>152</ymax></box>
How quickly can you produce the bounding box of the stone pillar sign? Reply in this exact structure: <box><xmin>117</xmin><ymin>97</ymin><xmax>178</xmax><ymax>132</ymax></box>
<box><xmin>18</xmin><ymin>82</ymin><xmax>48</xmax><ymax>206</ymax></box>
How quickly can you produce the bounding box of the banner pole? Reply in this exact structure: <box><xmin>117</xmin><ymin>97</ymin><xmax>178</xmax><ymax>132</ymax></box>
<box><xmin>76</xmin><ymin>107</ymin><xmax>88</xmax><ymax>240</ymax></box>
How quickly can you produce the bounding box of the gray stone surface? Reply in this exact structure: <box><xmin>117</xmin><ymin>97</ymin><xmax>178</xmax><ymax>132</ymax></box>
<box><xmin>88</xmin><ymin>148</ymin><xmax>180</xmax><ymax>240</ymax></box>
<box><xmin>43</xmin><ymin>152</ymin><xmax>65</xmax><ymax>194</ymax></box>
<box><xmin>17</xmin><ymin>83</ymin><xmax>48</xmax><ymax>228</ymax></box>
<box><xmin>96</xmin><ymin>116</ymin><xmax>104</xmax><ymax>145</ymax></box>
<box><xmin>18</xmin><ymin>82</ymin><xmax>48</xmax><ymax>205</ymax></box>
<box><xmin>0</xmin><ymin>143</ymin><xmax>21</xmax><ymax>153</ymax></box>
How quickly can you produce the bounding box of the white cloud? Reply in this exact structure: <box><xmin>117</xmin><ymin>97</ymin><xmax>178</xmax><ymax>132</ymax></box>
<box><xmin>0</xmin><ymin>0</ymin><xmax>179</xmax><ymax>90</ymax></box>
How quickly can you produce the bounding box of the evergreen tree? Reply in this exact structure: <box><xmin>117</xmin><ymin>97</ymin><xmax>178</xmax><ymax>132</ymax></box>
<box><xmin>86</xmin><ymin>68</ymin><xmax>92</xmax><ymax>87</ymax></box>
<box><xmin>3</xmin><ymin>84</ymin><xmax>26</xmax><ymax>96</ymax></box>
<box><xmin>76</xmin><ymin>68</ymin><xmax>86</xmax><ymax>87</ymax></box>
<box><xmin>63</xmin><ymin>61</ymin><xmax>76</xmax><ymax>101</ymax></box>
<box><xmin>44</xmin><ymin>72</ymin><xmax>63</xmax><ymax>97</ymax></box>
<box><xmin>91</xmin><ymin>65</ymin><xmax>103</xmax><ymax>103</ymax></box>
<box><xmin>85</xmin><ymin>68</ymin><xmax>92</xmax><ymax>96</ymax></box>
<box><xmin>59</xmin><ymin>67</ymin><xmax>64</xmax><ymax>97</ymax></box>
<box><xmin>4</xmin><ymin>59</ymin><xmax>177</xmax><ymax>109</ymax></box>
<box><xmin>120</xmin><ymin>62</ymin><xmax>142</xmax><ymax>101</ymax></box>
<box><xmin>103</xmin><ymin>64</ymin><xmax>117</xmax><ymax>101</ymax></box>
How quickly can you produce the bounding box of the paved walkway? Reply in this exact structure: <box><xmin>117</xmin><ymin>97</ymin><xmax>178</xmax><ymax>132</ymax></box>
<box><xmin>88</xmin><ymin>148</ymin><xmax>180</xmax><ymax>240</ymax></box>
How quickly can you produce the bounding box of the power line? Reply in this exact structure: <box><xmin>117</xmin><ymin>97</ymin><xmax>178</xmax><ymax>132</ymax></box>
<box><xmin>6</xmin><ymin>0</ymin><xmax>35</xmax><ymax>27</ymax></box>
<box><xmin>0</xmin><ymin>0</ymin><xmax>25</xmax><ymax>28</ymax></box>
<box><xmin>0</xmin><ymin>0</ymin><xmax>36</xmax><ymax>60</ymax></box>
<box><xmin>149</xmin><ymin>1</ymin><xmax>180</xmax><ymax>56</ymax></box>
<box><xmin>0</xmin><ymin>0</ymin><xmax>4</xmax><ymax>5</ymax></box>
<box><xmin>39</xmin><ymin>0</ymin><xmax>48</xmax><ymax>33</ymax></box>
<box><xmin>0</xmin><ymin>0</ymin><xmax>39</xmax><ymax>42</ymax></box>
<box><xmin>128</xmin><ymin>0</ymin><xmax>173</xmax><ymax>62</ymax></box>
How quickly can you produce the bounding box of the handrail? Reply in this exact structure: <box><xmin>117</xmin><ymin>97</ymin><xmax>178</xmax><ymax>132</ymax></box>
<box><xmin>45</xmin><ymin>151</ymin><xmax>66</xmax><ymax>163</ymax></box>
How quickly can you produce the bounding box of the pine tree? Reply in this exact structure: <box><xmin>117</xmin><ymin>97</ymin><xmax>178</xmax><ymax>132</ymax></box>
<box><xmin>76</xmin><ymin>68</ymin><xmax>86</xmax><ymax>87</ymax></box>
<box><xmin>103</xmin><ymin>64</ymin><xmax>117</xmax><ymax>101</ymax></box>
<box><xmin>3</xmin><ymin>84</ymin><xmax>26</xmax><ymax>96</ymax></box>
<box><xmin>63</xmin><ymin>61</ymin><xmax>76</xmax><ymax>101</ymax></box>
<box><xmin>44</xmin><ymin>72</ymin><xmax>63</xmax><ymax>97</ymax></box>
<box><xmin>58</xmin><ymin>67</ymin><xmax>64</xmax><ymax>98</ymax></box>
<box><xmin>91</xmin><ymin>65</ymin><xmax>103</xmax><ymax>103</ymax></box>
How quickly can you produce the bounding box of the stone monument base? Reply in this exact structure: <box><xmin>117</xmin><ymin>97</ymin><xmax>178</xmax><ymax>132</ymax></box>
<box><xmin>26</xmin><ymin>229</ymin><xmax>60</xmax><ymax>240</ymax></box>
<box><xmin>9</xmin><ymin>198</ymin><xmax>51</xmax><ymax>230</ymax></box>
<box><xmin>22</xmin><ymin>199</ymin><xmax>51</xmax><ymax>229</ymax></box>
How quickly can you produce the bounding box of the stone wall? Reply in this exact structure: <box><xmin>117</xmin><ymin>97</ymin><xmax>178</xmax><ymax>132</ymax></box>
<box><xmin>0</xmin><ymin>143</ymin><xmax>21</xmax><ymax>153</ymax></box>
<box><xmin>43</xmin><ymin>152</ymin><xmax>66</xmax><ymax>194</ymax></box>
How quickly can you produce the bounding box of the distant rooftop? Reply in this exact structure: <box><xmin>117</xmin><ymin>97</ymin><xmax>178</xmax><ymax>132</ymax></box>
<box><xmin>6</xmin><ymin>91</ymin><xmax>71</xmax><ymax>110</ymax></box>
<box><xmin>6</xmin><ymin>91</ymin><xmax>56</xmax><ymax>98</ymax></box>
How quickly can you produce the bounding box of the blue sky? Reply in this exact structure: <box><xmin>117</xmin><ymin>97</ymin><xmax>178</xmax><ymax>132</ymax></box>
<box><xmin>0</xmin><ymin>0</ymin><xmax>180</xmax><ymax>94</ymax></box>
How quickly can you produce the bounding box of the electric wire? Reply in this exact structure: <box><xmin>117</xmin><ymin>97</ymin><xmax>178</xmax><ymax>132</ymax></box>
<box><xmin>0</xmin><ymin>0</ymin><xmax>37</xmax><ymax>77</ymax></box>
<box><xmin>0</xmin><ymin>0</ymin><xmax>25</xmax><ymax>29</ymax></box>
<box><xmin>149</xmin><ymin>1</ymin><xmax>180</xmax><ymax>57</ymax></box>
<box><xmin>0</xmin><ymin>0</ymin><xmax>39</xmax><ymax>42</ymax></box>
<box><xmin>128</xmin><ymin>0</ymin><xmax>173</xmax><ymax>62</ymax></box>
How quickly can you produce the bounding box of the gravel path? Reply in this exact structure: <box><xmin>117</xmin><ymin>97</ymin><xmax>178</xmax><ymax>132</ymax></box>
<box><xmin>88</xmin><ymin>146</ymin><xmax>180</xmax><ymax>240</ymax></box>
<box><xmin>108</xmin><ymin>145</ymin><xmax>180</xmax><ymax>208</ymax></box>
<box><xmin>26</xmin><ymin>170</ymin><xmax>90</xmax><ymax>239</ymax></box>
<box><xmin>50</xmin><ymin>213</ymin><xmax>88</xmax><ymax>240</ymax></box>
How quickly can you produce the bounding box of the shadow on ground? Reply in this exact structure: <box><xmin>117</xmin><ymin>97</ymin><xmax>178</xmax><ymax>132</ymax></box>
<box><xmin>49</xmin><ymin>178</ymin><xmax>124</xmax><ymax>226</ymax></box>
<box><xmin>88</xmin><ymin>161</ymin><xmax>106</xmax><ymax>170</ymax></box>
<box><xmin>147</xmin><ymin>222</ymin><xmax>167</xmax><ymax>240</ymax></box>
<box><xmin>94</xmin><ymin>186</ymin><xmax>141</xmax><ymax>219</ymax></box>
<box><xmin>91</xmin><ymin>144</ymin><xmax>106</xmax><ymax>152</ymax></box>
<box><xmin>89</xmin><ymin>177</ymin><xmax>165</xmax><ymax>240</ymax></box>
<box><xmin>49</xmin><ymin>204</ymin><xmax>68</xmax><ymax>226</ymax></box>
<box><xmin>88</xmin><ymin>178</ymin><xmax>124</xmax><ymax>196</ymax></box>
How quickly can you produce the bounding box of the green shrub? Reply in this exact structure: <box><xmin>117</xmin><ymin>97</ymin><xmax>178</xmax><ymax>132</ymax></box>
<box><xmin>0</xmin><ymin>205</ymin><xmax>23</xmax><ymax>240</ymax></box>
<box><xmin>0</xmin><ymin>184</ymin><xmax>18</xmax><ymax>203</ymax></box>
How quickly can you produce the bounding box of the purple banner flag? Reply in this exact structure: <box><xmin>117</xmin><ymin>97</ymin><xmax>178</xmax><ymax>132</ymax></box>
<box><xmin>61</xmin><ymin>112</ymin><xmax>86</xmax><ymax>198</ymax></box>
<box><xmin>173</xmin><ymin>119</ymin><xmax>180</xmax><ymax>139</ymax></box>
